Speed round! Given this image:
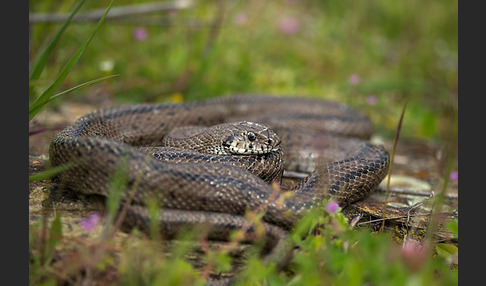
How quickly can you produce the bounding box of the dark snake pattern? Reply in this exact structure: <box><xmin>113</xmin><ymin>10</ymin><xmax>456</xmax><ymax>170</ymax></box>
<box><xmin>49</xmin><ymin>94</ymin><xmax>389</xmax><ymax>257</ymax></box>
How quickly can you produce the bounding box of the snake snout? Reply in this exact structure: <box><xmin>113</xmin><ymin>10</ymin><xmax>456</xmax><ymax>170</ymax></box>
<box><xmin>222</xmin><ymin>121</ymin><xmax>282</xmax><ymax>155</ymax></box>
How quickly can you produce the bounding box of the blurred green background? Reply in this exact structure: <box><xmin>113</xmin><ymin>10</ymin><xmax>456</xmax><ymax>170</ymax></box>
<box><xmin>29</xmin><ymin>0</ymin><xmax>458</xmax><ymax>142</ymax></box>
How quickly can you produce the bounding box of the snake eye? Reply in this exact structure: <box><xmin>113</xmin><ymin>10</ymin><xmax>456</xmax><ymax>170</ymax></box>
<box><xmin>247</xmin><ymin>132</ymin><xmax>256</xmax><ymax>141</ymax></box>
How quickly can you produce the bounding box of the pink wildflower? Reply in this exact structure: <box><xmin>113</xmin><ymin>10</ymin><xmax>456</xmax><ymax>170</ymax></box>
<box><xmin>366</xmin><ymin>95</ymin><xmax>377</xmax><ymax>105</ymax></box>
<box><xmin>450</xmin><ymin>170</ymin><xmax>458</xmax><ymax>181</ymax></box>
<box><xmin>401</xmin><ymin>240</ymin><xmax>429</xmax><ymax>272</ymax></box>
<box><xmin>133</xmin><ymin>27</ymin><xmax>148</xmax><ymax>41</ymax></box>
<box><xmin>325</xmin><ymin>201</ymin><xmax>340</xmax><ymax>213</ymax></box>
<box><xmin>233</xmin><ymin>12</ymin><xmax>247</xmax><ymax>25</ymax></box>
<box><xmin>349</xmin><ymin>74</ymin><xmax>361</xmax><ymax>85</ymax></box>
<box><xmin>79</xmin><ymin>212</ymin><xmax>101</xmax><ymax>231</ymax></box>
<box><xmin>278</xmin><ymin>16</ymin><xmax>300</xmax><ymax>35</ymax></box>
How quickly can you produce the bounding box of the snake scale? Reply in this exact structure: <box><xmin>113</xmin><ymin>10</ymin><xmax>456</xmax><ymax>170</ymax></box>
<box><xmin>49</xmin><ymin>94</ymin><xmax>389</xmax><ymax>253</ymax></box>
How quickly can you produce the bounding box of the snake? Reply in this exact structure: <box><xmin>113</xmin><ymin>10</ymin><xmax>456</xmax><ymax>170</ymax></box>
<box><xmin>49</xmin><ymin>94</ymin><xmax>389</xmax><ymax>257</ymax></box>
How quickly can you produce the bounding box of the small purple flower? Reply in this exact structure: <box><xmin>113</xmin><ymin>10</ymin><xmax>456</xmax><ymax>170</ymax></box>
<box><xmin>401</xmin><ymin>240</ymin><xmax>429</xmax><ymax>272</ymax></box>
<box><xmin>133</xmin><ymin>27</ymin><xmax>148</xmax><ymax>41</ymax></box>
<box><xmin>79</xmin><ymin>212</ymin><xmax>101</xmax><ymax>231</ymax></box>
<box><xmin>325</xmin><ymin>201</ymin><xmax>340</xmax><ymax>213</ymax></box>
<box><xmin>233</xmin><ymin>12</ymin><xmax>247</xmax><ymax>26</ymax></box>
<box><xmin>366</xmin><ymin>95</ymin><xmax>377</xmax><ymax>105</ymax></box>
<box><xmin>278</xmin><ymin>16</ymin><xmax>300</xmax><ymax>35</ymax></box>
<box><xmin>450</xmin><ymin>171</ymin><xmax>458</xmax><ymax>181</ymax></box>
<box><xmin>349</xmin><ymin>74</ymin><xmax>361</xmax><ymax>85</ymax></box>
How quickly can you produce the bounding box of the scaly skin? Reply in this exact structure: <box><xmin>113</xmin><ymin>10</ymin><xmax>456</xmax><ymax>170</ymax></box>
<box><xmin>49</xmin><ymin>94</ymin><xmax>389</xmax><ymax>261</ymax></box>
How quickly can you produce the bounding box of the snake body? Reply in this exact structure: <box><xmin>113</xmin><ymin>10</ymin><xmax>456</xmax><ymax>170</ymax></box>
<box><xmin>50</xmin><ymin>94</ymin><xmax>389</xmax><ymax>243</ymax></box>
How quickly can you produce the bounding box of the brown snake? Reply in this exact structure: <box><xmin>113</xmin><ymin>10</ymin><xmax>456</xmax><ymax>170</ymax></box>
<box><xmin>49</xmin><ymin>94</ymin><xmax>389</xmax><ymax>256</ymax></box>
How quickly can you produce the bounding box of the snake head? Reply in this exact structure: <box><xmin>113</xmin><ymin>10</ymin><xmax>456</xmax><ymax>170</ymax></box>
<box><xmin>222</xmin><ymin>121</ymin><xmax>281</xmax><ymax>155</ymax></box>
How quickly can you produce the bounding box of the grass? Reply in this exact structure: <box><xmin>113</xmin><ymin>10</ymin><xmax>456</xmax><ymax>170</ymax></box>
<box><xmin>29</xmin><ymin>0</ymin><xmax>115</xmax><ymax>121</ymax></box>
<box><xmin>29</xmin><ymin>197</ymin><xmax>458</xmax><ymax>285</ymax></box>
<box><xmin>29</xmin><ymin>0</ymin><xmax>458</xmax><ymax>285</ymax></box>
<box><xmin>29</xmin><ymin>0</ymin><xmax>457</xmax><ymax>140</ymax></box>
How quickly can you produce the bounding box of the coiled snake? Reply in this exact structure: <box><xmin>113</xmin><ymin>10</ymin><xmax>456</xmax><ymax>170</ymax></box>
<box><xmin>49</xmin><ymin>94</ymin><xmax>389</xmax><ymax>257</ymax></box>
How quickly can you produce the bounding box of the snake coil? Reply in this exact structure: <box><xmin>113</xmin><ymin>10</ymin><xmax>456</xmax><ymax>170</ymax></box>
<box><xmin>50</xmin><ymin>94</ymin><xmax>389</xmax><ymax>264</ymax></box>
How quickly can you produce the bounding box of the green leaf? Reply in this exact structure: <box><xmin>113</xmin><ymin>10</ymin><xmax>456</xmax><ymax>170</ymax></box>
<box><xmin>48</xmin><ymin>214</ymin><xmax>63</xmax><ymax>252</ymax></box>
<box><xmin>29</xmin><ymin>0</ymin><xmax>86</xmax><ymax>82</ymax></box>
<box><xmin>146</xmin><ymin>199</ymin><xmax>161</xmax><ymax>241</ymax></box>
<box><xmin>445</xmin><ymin>219</ymin><xmax>458</xmax><ymax>239</ymax></box>
<box><xmin>213</xmin><ymin>252</ymin><xmax>233</xmax><ymax>273</ymax></box>
<box><xmin>44</xmin><ymin>213</ymin><xmax>63</xmax><ymax>266</ymax></box>
<box><xmin>29</xmin><ymin>0</ymin><xmax>114</xmax><ymax>121</ymax></box>
<box><xmin>333</xmin><ymin>211</ymin><xmax>350</xmax><ymax>229</ymax></box>
<box><xmin>47</xmin><ymin>74</ymin><xmax>119</xmax><ymax>103</ymax></box>
<box><xmin>435</xmin><ymin>243</ymin><xmax>458</xmax><ymax>259</ymax></box>
<box><xmin>105</xmin><ymin>155</ymin><xmax>129</xmax><ymax>226</ymax></box>
<box><xmin>29</xmin><ymin>163</ymin><xmax>73</xmax><ymax>183</ymax></box>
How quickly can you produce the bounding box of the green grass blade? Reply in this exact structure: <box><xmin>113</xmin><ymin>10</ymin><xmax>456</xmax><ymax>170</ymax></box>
<box><xmin>29</xmin><ymin>0</ymin><xmax>114</xmax><ymax>121</ymax></box>
<box><xmin>101</xmin><ymin>154</ymin><xmax>129</xmax><ymax>239</ymax></box>
<box><xmin>29</xmin><ymin>163</ymin><xmax>73</xmax><ymax>183</ymax></box>
<box><xmin>47</xmin><ymin>74</ymin><xmax>119</xmax><ymax>103</ymax></box>
<box><xmin>29</xmin><ymin>0</ymin><xmax>86</xmax><ymax>83</ymax></box>
<box><xmin>45</xmin><ymin>213</ymin><xmax>63</xmax><ymax>265</ymax></box>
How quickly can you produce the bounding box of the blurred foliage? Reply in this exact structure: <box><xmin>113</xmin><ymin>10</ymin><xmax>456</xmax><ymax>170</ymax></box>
<box><xmin>29</xmin><ymin>200</ymin><xmax>458</xmax><ymax>285</ymax></box>
<box><xmin>29</xmin><ymin>0</ymin><xmax>115</xmax><ymax>121</ymax></box>
<box><xmin>29</xmin><ymin>0</ymin><xmax>457</xmax><ymax>141</ymax></box>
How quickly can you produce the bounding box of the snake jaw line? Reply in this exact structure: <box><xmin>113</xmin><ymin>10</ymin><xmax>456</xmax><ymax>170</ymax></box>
<box><xmin>227</xmin><ymin>144</ymin><xmax>277</xmax><ymax>155</ymax></box>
